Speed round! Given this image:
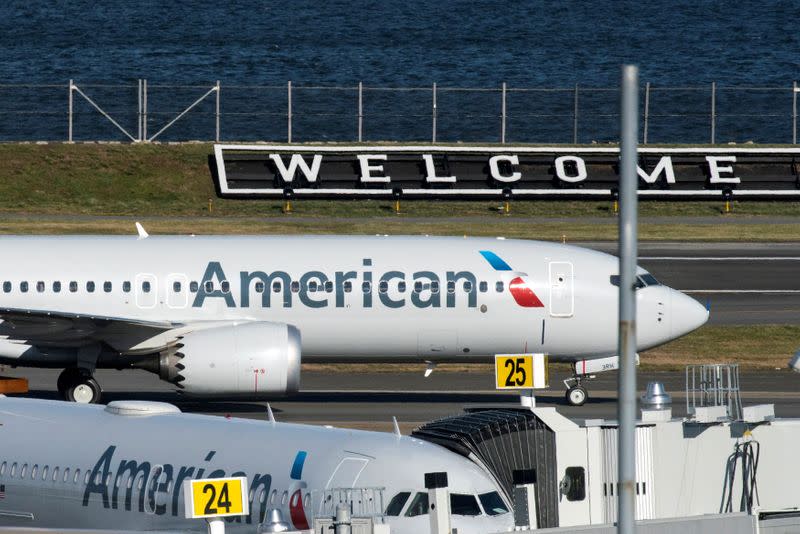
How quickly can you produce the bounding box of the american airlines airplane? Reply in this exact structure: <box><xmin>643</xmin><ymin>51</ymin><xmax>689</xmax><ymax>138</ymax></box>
<box><xmin>0</xmin><ymin>233</ymin><xmax>708</xmax><ymax>405</ymax></box>
<box><xmin>0</xmin><ymin>395</ymin><xmax>513</xmax><ymax>533</ymax></box>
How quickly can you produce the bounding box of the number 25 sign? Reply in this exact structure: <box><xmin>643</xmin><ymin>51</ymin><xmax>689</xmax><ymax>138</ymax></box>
<box><xmin>184</xmin><ymin>477</ymin><xmax>249</xmax><ymax>519</ymax></box>
<box><xmin>494</xmin><ymin>354</ymin><xmax>548</xmax><ymax>390</ymax></box>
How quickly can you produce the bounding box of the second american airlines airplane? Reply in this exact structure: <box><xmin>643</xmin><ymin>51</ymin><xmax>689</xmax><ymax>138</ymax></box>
<box><xmin>0</xmin><ymin>233</ymin><xmax>708</xmax><ymax>405</ymax></box>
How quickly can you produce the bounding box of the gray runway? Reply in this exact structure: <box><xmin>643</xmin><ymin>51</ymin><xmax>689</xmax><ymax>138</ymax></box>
<box><xmin>580</xmin><ymin>242</ymin><xmax>800</xmax><ymax>325</ymax></box>
<box><xmin>5</xmin><ymin>367</ymin><xmax>799</xmax><ymax>433</ymax></box>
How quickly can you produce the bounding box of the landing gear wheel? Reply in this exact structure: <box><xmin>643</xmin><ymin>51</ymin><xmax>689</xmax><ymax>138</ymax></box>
<box><xmin>566</xmin><ymin>386</ymin><xmax>588</xmax><ymax>407</ymax></box>
<box><xmin>57</xmin><ymin>367</ymin><xmax>83</xmax><ymax>397</ymax></box>
<box><xmin>62</xmin><ymin>372</ymin><xmax>102</xmax><ymax>404</ymax></box>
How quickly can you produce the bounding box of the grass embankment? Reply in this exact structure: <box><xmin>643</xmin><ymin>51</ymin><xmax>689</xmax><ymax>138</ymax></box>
<box><xmin>304</xmin><ymin>325</ymin><xmax>800</xmax><ymax>373</ymax></box>
<box><xmin>0</xmin><ymin>143</ymin><xmax>799</xmax><ymax>240</ymax></box>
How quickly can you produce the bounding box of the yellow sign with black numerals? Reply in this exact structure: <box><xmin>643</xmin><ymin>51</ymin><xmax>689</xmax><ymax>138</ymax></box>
<box><xmin>183</xmin><ymin>477</ymin><xmax>249</xmax><ymax>519</ymax></box>
<box><xmin>494</xmin><ymin>354</ymin><xmax>548</xmax><ymax>390</ymax></box>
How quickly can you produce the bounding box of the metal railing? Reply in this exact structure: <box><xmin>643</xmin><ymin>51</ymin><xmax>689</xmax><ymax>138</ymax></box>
<box><xmin>686</xmin><ymin>364</ymin><xmax>743</xmax><ymax>421</ymax></box>
<box><xmin>0</xmin><ymin>80</ymin><xmax>798</xmax><ymax>144</ymax></box>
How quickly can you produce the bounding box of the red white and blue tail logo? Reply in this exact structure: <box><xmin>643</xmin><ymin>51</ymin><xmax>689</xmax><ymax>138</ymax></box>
<box><xmin>479</xmin><ymin>250</ymin><xmax>544</xmax><ymax>308</ymax></box>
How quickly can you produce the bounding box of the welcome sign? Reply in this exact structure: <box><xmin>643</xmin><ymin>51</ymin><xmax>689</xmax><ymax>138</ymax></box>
<box><xmin>211</xmin><ymin>145</ymin><xmax>800</xmax><ymax>200</ymax></box>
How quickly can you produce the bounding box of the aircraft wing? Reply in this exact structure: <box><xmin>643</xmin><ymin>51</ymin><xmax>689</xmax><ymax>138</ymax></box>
<box><xmin>0</xmin><ymin>307</ymin><xmax>182</xmax><ymax>350</ymax></box>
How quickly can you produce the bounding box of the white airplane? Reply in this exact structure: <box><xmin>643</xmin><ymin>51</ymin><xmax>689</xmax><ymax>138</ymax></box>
<box><xmin>0</xmin><ymin>233</ymin><xmax>708</xmax><ymax>405</ymax></box>
<box><xmin>0</xmin><ymin>395</ymin><xmax>513</xmax><ymax>533</ymax></box>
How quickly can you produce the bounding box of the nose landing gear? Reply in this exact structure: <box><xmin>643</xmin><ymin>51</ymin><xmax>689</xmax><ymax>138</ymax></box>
<box><xmin>564</xmin><ymin>364</ymin><xmax>596</xmax><ymax>407</ymax></box>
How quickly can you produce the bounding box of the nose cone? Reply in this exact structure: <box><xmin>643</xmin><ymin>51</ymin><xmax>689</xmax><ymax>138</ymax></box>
<box><xmin>670</xmin><ymin>290</ymin><xmax>709</xmax><ymax>338</ymax></box>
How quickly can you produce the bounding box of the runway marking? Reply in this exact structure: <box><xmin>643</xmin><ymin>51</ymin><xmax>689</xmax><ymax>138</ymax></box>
<box><xmin>641</xmin><ymin>257</ymin><xmax>800</xmax><ymax>261</ymax></box>
<box><xmin>683</xmin><ymin>290</ymin><xmax>800</xmax><ymax>294</ymax></box>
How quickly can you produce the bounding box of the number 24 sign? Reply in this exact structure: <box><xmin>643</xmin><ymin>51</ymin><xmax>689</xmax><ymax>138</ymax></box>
<box><xmin>494</xmin><ymin>354</ymin><xmax>548</xmax><ymax>390</ymax></box>
<box><xmin>183</xmin><ymin>477</ymin><xmax>249</xmax><ymax>519</ymax></box>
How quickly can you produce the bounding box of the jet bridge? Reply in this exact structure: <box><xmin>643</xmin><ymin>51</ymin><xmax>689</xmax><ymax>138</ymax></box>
<box><xmin>412</xmin><ymin>408</ymin><xmax>560</xmax><ymax>528</ymax></box>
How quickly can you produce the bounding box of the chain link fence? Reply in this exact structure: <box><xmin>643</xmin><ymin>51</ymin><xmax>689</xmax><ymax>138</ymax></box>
<box><xmin>0</xmin><ymin>80</ymin><xmax>797</xmax><ymax>144</ymax></box>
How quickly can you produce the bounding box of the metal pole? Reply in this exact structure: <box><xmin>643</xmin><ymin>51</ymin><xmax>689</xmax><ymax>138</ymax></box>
<box><xmin>432</xmin><ymin>83</ymin><xmax>437</xmax><ymax>143</ymax></box>
<box><xmin>793</xmin><ymin>81</ymin><xmax>797</xmax><ymax>145</ymax></box>
<box><xmin>215</xmin><ymin>80</ymin><xmax>220</xmax><ymax>142</ymax></box>
<box><xmin>68</xmin><ymin>79</ymin><xmax>73</xmax><ymax>142</ymax></box>
<box><xmin>501</xmin><ymin>82</ymin><xmax>507</xmax><ymax>144</ymax></box>
<box><xmin>618</xmin><ymin>64</ymin><xmax>639</xmax><ymax>534</ymax></box>
<box><xmin>573</xmin><ymin>83</ymin><xmax>579</xmax><ymax>144</ymax></box>
<box><xmin>287</xmin><ymin>80</ymin><xmax>292</xmax><ymax>143</ymax></box>
<box><xmin>358</xmin><ymin>81</ymin><xmax>363</xmax><ymax>142</ymax></box>
<box><xmin>711</xmin><ymin>81</ymin><xmax>716</xmax><ymax>144</ymax></box>
<box><xmin>142</xmin><ymin>79</ymin><xmax>148</xmax><ymax>141</ymax></box>
<box><xmin>137</xmin><ymin>79</ymin><xmax>142</xmax><ymax>142</ymax></box>
<box><xmin>643</xmin><ymin>82</ymin><xmax>650</xmax><ymax>145</ymax></box>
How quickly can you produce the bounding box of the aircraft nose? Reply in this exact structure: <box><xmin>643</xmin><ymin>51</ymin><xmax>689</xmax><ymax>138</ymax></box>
<box><xmin>670</xmin><ymin>290</ymin><xmax>709</xmax><ymax>338</ymax></box>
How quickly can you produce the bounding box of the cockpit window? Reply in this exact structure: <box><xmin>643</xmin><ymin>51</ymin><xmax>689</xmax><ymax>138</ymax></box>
<box><xmin>609</xmin><ymin>274</ymin><xmax>660</xmax><ymax>289</ymax></box>
<box><xmin>385</xmin><ymin>491</ymin><xmax>411</xmax><ymax>516</ymax></box>
<box><xmin>404</xmin><ymin>492</ymin><xmax>428</xmax><ymax>517</ymax></box>
<box><xmin>450</xmin><ymin>493</ymin><xmax>481</xmax><ymax>516</ymax></box>
<box><xmin>479</xmin><ymin>491</ymin><xmax>510</xmax><ymax>516</ymax></box>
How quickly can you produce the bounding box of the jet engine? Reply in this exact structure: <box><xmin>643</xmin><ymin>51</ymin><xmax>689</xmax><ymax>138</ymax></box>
<box><xmin>139</xmin><ymin>322</ymin><xmax>301</xmax><ymax>396</ymax></box>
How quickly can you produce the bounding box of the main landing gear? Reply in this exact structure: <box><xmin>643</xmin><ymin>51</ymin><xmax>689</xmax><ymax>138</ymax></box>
<box><xmin>563</xmin><ymin>364</ymin><xmax>595</xmax><ymax>407</ymax></box>
<box><xmin>57</xmin><ymin>367</ymin><xmax>103</xmax><ymax>404</ymax></box>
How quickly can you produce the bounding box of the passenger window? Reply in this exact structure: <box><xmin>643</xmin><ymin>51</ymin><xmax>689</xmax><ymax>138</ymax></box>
<box><xmin>123</xmin><ymin>281</ymin><xmax>132</xmax><ymax>293</ymax></box>
<box><xmin>0</xmin><ymin>461</ymin><xmax>6</xmax><ymax>476</ymax></box>
<box><xmin>2</xmin><ymin>281</ymin><xmax>10</xmax><ymax>293</ymax></box>
<box><xmin>385</xmin><ymin>491</ymin><xmax>411</xmax><ymax>516</ymax></box>
<box><xmin>31</xmin><ymin>464</ymin><xmax>38</xmax><ymax>479</ymax></box>
<box><xmin>69</xmin><ymin>281</ymin><xmax>78</xmax><ymax>293</ymax></box>
<box><xmin>36</xmin><ymin>281</ymin><xmax>45</xmax><ymax>292</ymax></box>
<box><xmin>254</xmin><ymin>282</ymin><xmax>265</xmax><ymax>293</ymax></box>
<box><xmin>20</xmin><ymin>464</ymin><xmax>27</xmax><ymax>478</ymax></box>
<box><xmin>86</xmin><ymin>281</ymin><xmax>95</xmax><ymax>293</ymax></box>
<box><xmin>63</xmin><ymin>468</ymin><xmax>70</xmax><ymax>482</ymax></box>
<box><xmin>414</xmin><ymin>281</ymin><xmax>423</xmax><ymax>293</ymax></box>
<box><xmin>308</xmin><ymin>281</ymin><xmax>318</xmax><ymax>292</ymax></box>
<box><xmin>398</xmin><ymin>281</ymin><xmax>406</xmax><ymax>293</ymax></box>
<box><xmin>189</xmin><ymin>281</ymin><xmax>198</xmax><ymax>293</ymax></box>
<box><xmin>450</xmin><ymin>494</ymin><xmax>481</xmax><ymax>516</ymax></box>
<box><xmin>560</xmin><ymin>466</ymin><xmax>586</xmax><ymax>501</ymax></box>
<box><xmin>221</xmin><ymin>280</ymin><xmax>230</xmax><ymax>293</ymax></box>
<box><xmin>430</xmin><ymin>281</ymin><xmax>440</xmax><ymax>294</ymax></box>
<box><xmin>20</xmin><ymin>282</ymin><xmax>28</xmax><ymax>293</ymax></box>
<box><xmin>379</xmin><ymin>281</ymin><xmax>389</xmax><ymax>294</ymax></box>
<box><xmin>104</xmin><ymin>281</ymin><xmax>112</xmax><ymax>293</ymax></box>
<box><xmin>271</xmin><ymin>282</ymin><xmax>280</xmax><ymax>293</ymax></box>
<box><xmin>74</xmin><ymin>469</ymin><xmax>80</xmax><ymax>484</ymax></box>
<box><xmin>495</xmin><ymin>281</ymin><xmax>504</xmax><ymax>292</ymax></box>
<box><xmin>173</xmin><ymin>281</ymin><xmax>181</xmax><ymax>293</ymax></box>
<box><xmin>361</xmin><ymin>282</ymin><xmax>371</xmax><ymax>293</ymax></box>
<box><xmin>42</xmin><ymin>465</ymin><xmax>49</xmax><ymax>480</ymax></box>
<box><xmin>447</xmin><ymin>281</ymin><xmax>456</xmax><ymax>294</ymax></box>
<box><xmin>84</xmin><ymin>471</ymin><xmax>90</xmax><ymax>484</ymax></box>
<box><xmin>204</xmin><ymin>281</ymin><xmax>213</xmax><ymax>293</ymax></box>
<box><xmin>290</xmin><ymin>281</ymin><xmax>300</xmax><ymax>293</ymax></box>
<box><xmin>479</xmin><ymin>491</ymin><xmax>509</xmax><ymax>516</ymax></box>
<box><xmin>52</xmin><ymin>467</ymin><xmax>59</xmax><ymax>481</ymax></box>
<box><xmin>142</xmin><ymin>281</ymin><xmax>152</xmax><ymax>293</ymax></box>
<box><xmin>10</xmin><ymin>463</ymin><xmax>17</xmax><ymax>477</ymax></box>
<box><xmin>344</xmin><ymin>281</ymin><xmax>352</xmax><ymax>293</ymax></box>
<box><xmin>325</xmin><ymin>281</ymin><xmax>334</xmax><ymax>293</ymax></box>
<box><xmin>404</xmin><ymin>492</ymin><xmax>429</xmax><ymax>517</ymax></box>
<box><xmin>53</xmin><ymin>281</ymin><xmax>61</xmax><ymax>293</ymax></box>
<box><xmin>479</xmin><ymin>281</ymin><xmax>488</xmax><ymax>293</ymax></box>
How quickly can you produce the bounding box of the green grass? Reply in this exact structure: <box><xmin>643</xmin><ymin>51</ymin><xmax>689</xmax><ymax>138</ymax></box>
<box><xmin>0</xmin><ymin>142</ymin><xmax>798</xmax><ymax>241</ymax></box>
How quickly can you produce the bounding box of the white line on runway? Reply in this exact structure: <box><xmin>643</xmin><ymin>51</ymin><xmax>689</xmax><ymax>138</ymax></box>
<box><xmin>641</xmin><ymin>257</ymin><xmax>800</xmax><ymax>261</ymax></box>
<box><xmin>683</xmin><ymin>289</ymin><xmax>800</xmax><ymax>294</ymax></box>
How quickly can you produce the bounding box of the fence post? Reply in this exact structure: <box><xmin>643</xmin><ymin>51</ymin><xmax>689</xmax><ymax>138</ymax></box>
<box><xmin>711</xmin><ymin>81</ymin><xmax>716</xmax><ymax>144</ymax></box>
<box><xmin>793</xmin><ymin>81</ymin><xmax>797</xmax><ymax>145</ymax></box>
<box><xmin>573</xmin><ymin>83</ymin><xmax>579</xmax><ymax>144</ymax></box>
<box><xmin>501</xmin><ymin>82</ymin><xmax>507</xmax><ymax>144</ymax></box>
<box><xmin>358</xmin><ymin>81</ymin><xmax>363</xmax><ymax>142</ymax></box>
<box><xmin>215</xmin><ymin>80</ymin><xmax>221</xmax><ymax>142</ymax></box>
<box><xmin>142</xmin><ymin>79</ymin><xmax>148</xmax><ymax>141</ymax></box>
<box><xmin>432</xmin><ymin>83</ymin><xmax>437</xmax><ymax>143</ymax></box>
<box><xmin>287</xmin><ymin>80</ymin><xmax>293</xmax><ymax>143</ymax></box>
<box><xmin>68</xmin><ymin>79</ymin><xmax>73</xmax><ymax>142</ymax></box>
<box><xmin>643</xmin><ymin>82</ymin><xmax>650</xmax><ymax>145</ymax></box>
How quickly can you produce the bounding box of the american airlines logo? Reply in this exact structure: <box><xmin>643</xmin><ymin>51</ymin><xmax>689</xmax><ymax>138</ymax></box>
<box><xmin>192</xmin><ymin>251</ymin><xmax>544</xmax><ymax>310</ymax></box>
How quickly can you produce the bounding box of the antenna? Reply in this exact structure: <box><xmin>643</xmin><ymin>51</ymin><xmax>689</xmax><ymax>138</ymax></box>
<box><xmin>392</xmin><ymin>416</ymin><xmax>401</xmax><ymax>438</ymax></box>
<box><xmin>135</xmin><ymin>222</ymin><xmax>149</xmax><ymax>240</ymax></box>
<box><xmin>266</xmin><ymin>403</ymin><xmax>276</xmax><ymax>425</ymax></box>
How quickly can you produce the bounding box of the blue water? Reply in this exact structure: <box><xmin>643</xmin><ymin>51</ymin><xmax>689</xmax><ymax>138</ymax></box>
<box><xmin>1</xmin><ymin>1</ymin><xmax>798</xmax><ymax>142</ymax></box>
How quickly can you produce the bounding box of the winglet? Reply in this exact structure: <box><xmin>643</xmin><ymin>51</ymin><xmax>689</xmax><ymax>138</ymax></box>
<box><xmin>392</xmin><ymin>416</ymin><xmax>401</xmax><ymax>438</ymax></box>
<box><xmin>135</xmin><ymin>222</ymin><xmax>149</xmax><ymax>240</ymax></box>
<box><xmin>266</xmin><ymin>403</ymin><xmax>276</xmax><ymax>425</ymax></box>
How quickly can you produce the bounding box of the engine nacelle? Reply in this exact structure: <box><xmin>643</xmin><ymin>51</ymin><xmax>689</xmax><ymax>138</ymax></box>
<box><xmin>152</xmin><ymin>322</ymin><xmax>301</xmax><ymax>396</ymax></box>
